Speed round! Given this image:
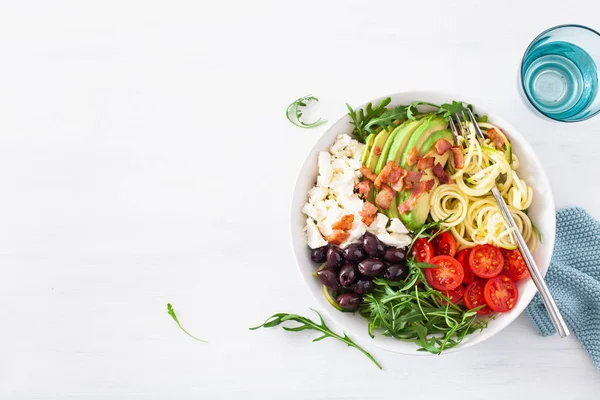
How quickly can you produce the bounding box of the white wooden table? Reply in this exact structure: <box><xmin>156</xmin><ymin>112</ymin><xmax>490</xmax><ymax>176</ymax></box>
<box><xmin>1</xmin><ymin>1</ymin><xmax>599</xmax><ymax>398</ymax></box>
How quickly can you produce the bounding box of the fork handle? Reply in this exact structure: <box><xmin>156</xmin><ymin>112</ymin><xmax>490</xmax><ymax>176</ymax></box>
<box><xmin>490</xmin><ymin>187</ymin><xmax>570</xmax><ymax>337</ymax></box>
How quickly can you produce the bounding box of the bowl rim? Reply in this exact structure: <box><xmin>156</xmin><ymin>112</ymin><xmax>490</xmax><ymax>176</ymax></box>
<box><xmin>519</xmin><ymin>23</ymin><xmax>600</xmax><ymax>123</ymax></box>
<box><xmin>290</xmin><ymin>90</ymin><xmax>556</xmax><ymax>355</ymax></box>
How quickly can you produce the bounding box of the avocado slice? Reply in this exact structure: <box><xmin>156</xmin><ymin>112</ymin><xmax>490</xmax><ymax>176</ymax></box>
<box><xmin>365</xmin><ymin>129</ymin><xmax>393</xmax><ymax>171</ymax></box>
<box><xmin>399</xmin><ymin>116</ymin><xmax>448</xmax><ymax>169</ymax></box>
<box><xmin>398</xmin><ymin>190</ymin><xmax>432</xmax><ymax>231</ymax></box>
<box><xmin>372</xmin><ymin>120</ymin><xmax>425</xmax><ymax>218</ymax></box>
<box><xmin>386</xmin><ymin>194</ymin><xmax>400</xmax><ymax>219</ymax></box>
<box><xmin>374</xmin><ymin>125</ymin><xmax>403</xmax><ymax>174</ymax></box>
<box><xmin>386</xmin><ymin>119</ymin><xmax>425</xmax><ymax>165</ymax></box>
<box><xmin>361</xmin><ymin>133</ymin><xmax>376</xmax><ymax>165</ymax></box>
<box><xmin>419</xmin><ymin>129</ymin><xmax>454</xmax><ymax>157</ymax></box>
<box><xmin>397</xmin><ymin>116</ymin><xmax>450</xmax><ymax>231</ymax></box>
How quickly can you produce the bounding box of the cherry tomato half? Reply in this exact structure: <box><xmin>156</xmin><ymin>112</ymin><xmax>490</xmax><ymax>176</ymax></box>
<box><xmin>484</xmin><ymin>275</ymin><xmax>519</xmax><ymax>312</ymax></box>
<box><xmin>501</xmin><ymin>249</ymin><xmax>529</xmax><ymax>281</ymax></box>
<box><xmin>425</xmin><ymin>255</ymin><xmax>464</xmax><ymax>291</ymax></box>
<box><xmin>463</xmin><ymin>280</ymin><xmax>493</xmax><ymax>315</ymax></box>
<box><xmin>412</xmin><ymin>238</ymin><xmax>434</xmax><ymax>262</ymax></box>
<box><xmin>441</xmin><ymin>284</ymin><xmax>465</xmax><ymax>305</ymax></box>
<box><xmin>431</xmin><ymin>231</ymin><xmax>457</xmax><ymax>257</ymax></box>
<box><xmin>468</xmin><ymin>244</ymin><xmax>504</xmax><ymax>279</ymax></box>
<box><xmin>456</xmin><ymin>248</ymin><xmax>477</xmax><ymax>284</ymax></box>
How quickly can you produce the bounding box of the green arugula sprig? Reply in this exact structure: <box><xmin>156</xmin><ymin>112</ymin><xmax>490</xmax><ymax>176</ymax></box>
<box><xmin>346</xmin><ymin>97</ymin><xmax>391</xmax><ymax>142</ymax></box>
<box><xmin>251</xmin><ymin>309</ymin><xmax>382</xmax><ymax>369</ymax></box>
<box><xmin>348</xmin><ymin>99</ymin><xmax>488</xmax><ymax>142</ymax></box>
<box><xmin>360</xmin><ymin>260</ymin><xmax>490</xmax><ymax>354</ymax></box>
<box><xmin>167</xmin><ymin>303</ymin><xmax>207</xmax><ymax>343</ymax></box>
<box><xmin>286</xmin><ymin>95</ymin><xmax>327</xmax><ymax>129</ymax></box>
<box><xmin>363</xmin><ymin>105</ymin><xmax>410</xmax><ymax>134</ymax></box>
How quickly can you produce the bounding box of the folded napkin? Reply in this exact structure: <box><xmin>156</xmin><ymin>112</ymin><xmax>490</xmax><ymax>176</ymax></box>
<box><xmin>526</xmin><ymin>207</ymin><xmax>600</xmax><ymax>369</ymax></box>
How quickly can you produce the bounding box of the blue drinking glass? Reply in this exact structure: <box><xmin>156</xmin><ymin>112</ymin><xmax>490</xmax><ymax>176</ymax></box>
<box><xmin>521</xmin><ymin>24</ymin><xmax>600</xmax><ymax>122</ymax></box>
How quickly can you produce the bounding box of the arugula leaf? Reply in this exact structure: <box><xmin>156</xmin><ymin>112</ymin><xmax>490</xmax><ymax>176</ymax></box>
<box><xmin>364</xmin><ymin>105</ymin><xmax>410</xmax><ymax>133</ymax></box>
<box><xmin>360</xmin><ymin>257</ymin><xmax>491</xmax><ymax>354</ymax></box>
<box><xmin>286</xmin><ymin>95</ymin><xmax>327</xmax><ymax>129</ymax></box>
<box><xmin>251</xmin><ymin>309</ymin><xmax>382</xmax><ymax>369</ymax></box>
<box><xmin>167</xmin><ymin>303</ymin><xmax>207</xmax><ymax>343</ymax></box>
<box><xmin>438</xmin><ymin>101</ymin><xmax>470</xmax><ymax>118</ymax></box>
<box><xmin>407</xmin><ymin>101</ymin><xmax>440</xmax><ymax>120</ymax></box>
<box><xmin>346</xmin><ymin>97</ymin><xmax>391</xmax><ymax>142</ymax></box>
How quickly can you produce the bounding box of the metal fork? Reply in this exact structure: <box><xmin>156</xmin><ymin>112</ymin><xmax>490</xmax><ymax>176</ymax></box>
<box><xmin>449</xmin><ymin>109</ymin><xmax>570</xmax><ymax>338</ymax></box>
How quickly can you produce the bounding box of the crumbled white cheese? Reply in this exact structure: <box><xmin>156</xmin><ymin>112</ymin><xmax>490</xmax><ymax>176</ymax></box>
<box><xmin>388</xmin><ymin>218</ymin><xmax>409</xmax><ymax>234</ymax></box>
<box><xmin>343</xmin><ymin>219</ymin><xmax>367</xmax><ymax>247</ymax></box>
<box><xmin>317</xmin><ymin>151</ymin><xmax>333</xmax><ymax>188</ymax></box>
<box><xmin>329</xmin><ymin>134</ymin><xmax>353</xmax><ymax>158</ymax></box>
<box><xmin>367</xmin><ymin>213</ymin><xmax>389</xmax><ymax>235</ymax></box>
<box><xmin>330</xmin><ymin>169</ymin><xmax>355</xmax><ymax>197</ymax></box>
<box><xmin>317</xmin><ymin>203</ymin><xmax>345</xmax><ymax>238</ymax></box>
<box><xmin>304</xmin><ymin>134</ymin><xmax>400</xmax><ymax>249</ymax></box>
<box><xmin>302</xmin><ymin>203</ymin><xmax>319</xmax><ymax>221</ymax></box>
<box><xmin>313</xmin><ymin>201</ymin><xmax>328</xmax><ymax>222</ymax></box>
<box><xmin>378</xmin><ymin>232</ymin><xmax>412</xmax><ymax>248</ymax></box>
<box><xmin>308</xmin><ymin>187</ymin><xmax>329</xmax><ymax>205</ymax></box>
<box><xmin>338</xmin><ymin>193</ymin><xmax>364</xmax><ymax>215</ymax></box>
<box><xmin>305</xmin><ymin>218</ymin><xmax>328</xmax><ymax>249</ymax></box>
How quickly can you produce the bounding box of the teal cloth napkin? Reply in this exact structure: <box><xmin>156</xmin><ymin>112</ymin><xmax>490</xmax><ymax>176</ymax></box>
<box><xmin>526</xmin><ymin>207</ymin><xmax>600</xmax><ymax>369</ymax></box>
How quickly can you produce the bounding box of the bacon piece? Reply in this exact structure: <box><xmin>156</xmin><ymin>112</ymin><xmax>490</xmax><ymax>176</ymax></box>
<box><xmin>450</xmin><ymin>146</ymin><xmax>465</xmax><ymax>169</ymax></box>
<box><xmin>433</xmin><ymin>162</ymin><xmax>451</xmax><ymax>184</ymax></box>
<box><xmin>404</xmin><ymin>171</ymin><xmax>424</xmax><ymax>189</ymax></box>
<box><xmin>486</xmin><ymin>128</ymin><xmax>505</xmax><ymax>148</ymax></box>
<box><xmin>398</xmin><ymin>179</ymin><xmax>435</xmax><ymax>214</ymax></box>
<box><xmin>359</xmin><ymin>201</ymin><xmax>378</xmax><ymax>226</ymax></box>
<box><xmin>389</xmin><ymin>168</ymin><xmax>408</xmax><ymax>192</ymax></box>
<box><xmin>360</xmin><ymin>166</ymin><xmax>378</xmax><ymax>182</ymax></box>
<box><xmin>374</xmin><ymin>160</ymin><xmax>406</xmax><ymax>190</ymax></box>
<box><xmin>406</xmin><ymin>147</ymin><xmax>419</xmax><ymax>166</ymax></box>
<box><xmin>326</xmin><ymin>230</ymin><xmax>350</xmax><ymax>245</ymax></box>
<box><xmin>375</xmin><ymin>184</ymin><xmax>395</xmax><ymax>210</ymax></box>
<box><xmin>373</xmin><ymin>146</ymin><xmax>382</xmax><ymax>156</ymax></box>
<box><xmin>332</xmin><ymin>214</ymin><xmax>354</xmax><ymax>230</ymax></box>
<box><xmin>354</xmin><ymin>180</ymin><xmax>372</xmax><ymax>196</ymax></box>
<box><xmin>417</xmin><ymin>157</ymin><xmax>435</xmax><ymax>171</ymax></box>
<box><xmin>435</xmin><ymin>138</ymin><xmax>453</xmax><ymax>155</ymax></box>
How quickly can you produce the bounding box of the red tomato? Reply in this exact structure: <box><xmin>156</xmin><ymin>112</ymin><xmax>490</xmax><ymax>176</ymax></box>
<box><xmin>456</xmin><ymin>248</ymin><xmax>477</xmax><ymax>284</ymax></box>
<box><xmin>502</xmin><ymin>249</ymin><xmax>529</xmax><ymax>281</ymax></box>
<box><xmin>425</xmin><ymin>255</ymin><xmax>464</xmax><ymax>291</ymax></box>
<box><xmin>412</xmin><ymin>238</ymin><xmax>434</xmax><ymax>262</ymax></box>
<box><xmin>463</xmin><ymin>280</ymin><xmax>493</xmax><ymax>315</ymax></box>
<box><xmin>468</xmin><ymin>244</ymin><xmax>504</xmax><ymax>279</ymax></box>
<box><xmin>441</xmin><ymin>285</ymin><xmax>465</xmax><ymax>305</ymax></box>
<box><xmin>431</xmin><ymin>231</ymin><xmax>457</xmax><ymax>257</ymax></box>
<box><xmin>484</xmin><ymin>275</ymin><xmax>519</xmax><ymax>312</ymax></box>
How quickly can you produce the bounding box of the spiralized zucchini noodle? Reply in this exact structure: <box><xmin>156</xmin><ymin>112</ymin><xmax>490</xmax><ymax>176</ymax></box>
<box><xmin>429</xmin><ymin>122</ymin><xmax>537</xmax><ymax>251</ymax></box>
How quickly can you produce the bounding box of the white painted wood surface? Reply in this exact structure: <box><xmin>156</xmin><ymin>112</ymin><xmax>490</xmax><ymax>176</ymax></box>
<box><xmin>1</xmin><ymin>1</ymin><xmax>599</xmax><ymax>398</ymax></box>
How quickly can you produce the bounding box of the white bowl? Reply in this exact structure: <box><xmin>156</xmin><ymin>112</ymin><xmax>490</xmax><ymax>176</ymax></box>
<box><xmin>290</xmin><ymin>91</ymin><xmax>556</xmax><ymax>355</ymax></box>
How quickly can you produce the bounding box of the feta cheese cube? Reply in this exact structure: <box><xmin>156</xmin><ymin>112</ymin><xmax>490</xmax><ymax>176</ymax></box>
<box><xmin>342</xmin><ymin>220</ymin><xmax>367</xmax><ymax>247</ymax></box>
<box><xmin>308</xmin><ymin>187</ymin><xmax>329</xmax><ymax>204</ymax></box>
<box><xmin>377</xmin><ymin>232</ymin><xmax>412</xmax><ymax>248</ymax></box>
<box><xmin>305</xmin><ymin>218</ymin><xmax>328</xmax><ymax>249</ymax></box>
<box><xmin>367</xmin><ymin>213</ymin><xmax>389</xmax><ymax>235</ymax></box>
<box><xmin>317</xmin><ymin>151</ymin><xmax>333</xmax><ymax>188</ymax></box>
<box><xmin>338</xmin><ymin>193</ymin><xmax>364</xmax><ymax>215</ymax></box>
<box><xmin>388</xmin><ymin>218</ymin><xmax>410</xmax><ymax>234</ymax></box>
<box><xmin>302</xmin><ymin>203</ymin><xmax>318</xmax><ymax>221</ymax></box>
<box><xmin>330</xmin><ymin>170</ymin><xmax>355</xmax><ymax>197</ymax></box>
<box><xmin>330</xmin><ymin>134</ymin><xmax>352</xmax><ymax>157</ymax></box>
<box><xmin>313</xmin><ymin>201</ymin><xmax>328</xmax><ymax>222</ymax></box>
<box><xmin>317</xmin><ymin>204</ymin><xmax>345</xmax><ymax>237</ymax></box>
